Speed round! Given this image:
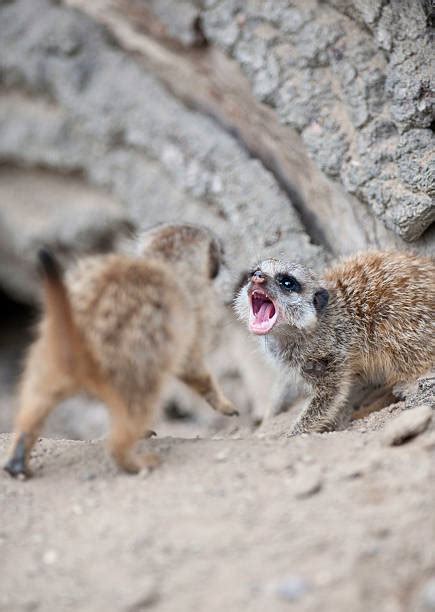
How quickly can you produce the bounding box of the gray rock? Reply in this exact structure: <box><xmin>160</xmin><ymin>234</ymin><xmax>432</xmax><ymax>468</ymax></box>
<box><xmin>381</xmin><ymin>405</ymin><xmax>433</xmax><ymax>446</ymax></box>
<box><xmin>202</xmin><ymin>0</ymin><xmax>435</xmax><ymax>242</ymax></box>
<box><xmin>0</xmin><ymin>166</ymin><xmax>131</xmax><ymax>303</ymax></box>
<box><xmin>394</xmin><ymin>372</ymin><xmax>435</xmax><ymax>411</ymax></box>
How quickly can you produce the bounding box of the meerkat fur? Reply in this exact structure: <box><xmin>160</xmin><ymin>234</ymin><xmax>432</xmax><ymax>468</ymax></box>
<box><xmin>5</xmin><ymin>224</ymin><xmax>237</xmax><ymax>478</ymax></box>
<box><xmin>235</xmin><ymin>251</ymin><xmax>434</xmax><ymax>434</ymax></box>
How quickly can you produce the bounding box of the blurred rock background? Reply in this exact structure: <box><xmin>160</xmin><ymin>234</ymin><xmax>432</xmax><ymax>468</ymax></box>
<box><xmin>0</xmin><ymin>0</ymin><xmax>433</xmax><ymax>438</ymax></box>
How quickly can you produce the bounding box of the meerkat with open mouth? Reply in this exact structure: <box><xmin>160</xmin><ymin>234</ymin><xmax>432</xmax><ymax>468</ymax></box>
<box><xmin>5</xmin><ymin>223</ymin><xmax>238</xmax><ymax>478</ymax></box>
<box><xmin>235</xmin><ymin>251</ymin><xmax>434</xmax><ymax>434</ymax></box>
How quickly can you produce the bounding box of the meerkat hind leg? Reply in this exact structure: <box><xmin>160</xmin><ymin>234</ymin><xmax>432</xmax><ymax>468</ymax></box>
<box><xmin>4</xmin><ymin>343</ymin><xmax>77</xmax><ymax>478</ymax></box>
<box><xmin>106</xmin><ymin>393</ymin><xmax>160</xmax><ymax>474</ymax></box>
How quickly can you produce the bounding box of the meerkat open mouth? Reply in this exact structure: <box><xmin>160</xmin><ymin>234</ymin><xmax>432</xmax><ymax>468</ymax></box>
<box><xmin>249</xmin><ymin>290</ymin><xmax>278</xmax><ymax>335</ymax></box>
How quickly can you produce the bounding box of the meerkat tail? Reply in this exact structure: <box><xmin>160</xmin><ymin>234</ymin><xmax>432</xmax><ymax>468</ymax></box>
<box><xmin>37</xmin><ymin>248</ymin><xmax>80</xmax><ymax>370</ymax></box>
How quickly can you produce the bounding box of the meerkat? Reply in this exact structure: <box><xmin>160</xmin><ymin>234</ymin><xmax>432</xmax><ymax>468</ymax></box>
<box><xmin>4</xmin><ymin>223</ymin><xmax>238</xmax><ymax>478</ymax></box>
<box><xmin>235</xmin><ymin>251</ymin><xmax>434</xmax><ymax>434</ymax></box>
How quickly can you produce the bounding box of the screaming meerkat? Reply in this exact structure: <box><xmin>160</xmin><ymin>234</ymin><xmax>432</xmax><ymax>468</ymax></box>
<box><xmin>235</xmin><ymin>251</ymin><xmax>434</xmax><ymax>434</ymax></box>
<box><xmin>4</xmin><ymin>223</ymin><xmax>238</xmax><ymax>478</ymax></box>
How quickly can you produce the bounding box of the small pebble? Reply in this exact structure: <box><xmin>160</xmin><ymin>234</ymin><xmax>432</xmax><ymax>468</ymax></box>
<box><xmin>381</xmin><ymin>405</ymin><xmax>432</xmax><ymax>446</ymax></box>
<box><xmin>275</xmin><ymin>576</ymin><xmax>309</xmax><ymax>602</ymax></box>
<box><xmin>301</xmin><ymin>454</ymin><xmax>315</xmax><ymax>465</ymax></box>
<box><xmin>421</xmin><ymin>578</ymin><xmax>435</xmax><ymax>610</ymax></box>
<box><xmin>126</xmin><ymin>579</ymin><xmax>159</xmax><ymax>611</ymax></box>
<box><xmin>337</xmin><ymin>462</ymin><xmax>365</xmax><ymax>479</ymax></box>
<box><xmin>81</xmin><ymin>472</ymin><xmax>96</xmax><ymax>481</ymax></box>
<box><xmin>292</xmin><ymin>468</ymin><xmax>322</xmax><ymax>499</ymax></box>
<box><xmin>372</xmin><ymin>526</ymin><xmax>390</xmax><ymax>539</ymax></box>
<box><xmin>413</xmin><ymin>577</ymin><xmax>435</xmax><ymax>611</ymax></box>
<box><xmin>42</xmin><ymin>549</ymin><xmax>58</xmax><ymax>565</ymax></box>
<box><xmin>214</xmin><ymin>448</ymin><xmax>230</xmax><ymax>462</ymax></box>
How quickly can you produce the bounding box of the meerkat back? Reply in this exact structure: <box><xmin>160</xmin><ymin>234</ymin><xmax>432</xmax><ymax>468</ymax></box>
<box><xmin>67</xmin><ymin>254</ymin><xmax>194</xmax><ymax>402</ymax></box>
<box><xmin>324</xmin><ymin>251</ymin><xmax>435</xmax><ymax>385</ymax></box>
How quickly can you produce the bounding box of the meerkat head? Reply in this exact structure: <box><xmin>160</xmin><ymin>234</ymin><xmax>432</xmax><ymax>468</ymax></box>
<box><xmin>234</xmin><ymin>258</ymin><xmax>329</xmax><ymax>336</ymax></box>
<box><xmin>137</xmin><ymin>223</ymin><xmax>223</xmax><ymax>280</ymax></box>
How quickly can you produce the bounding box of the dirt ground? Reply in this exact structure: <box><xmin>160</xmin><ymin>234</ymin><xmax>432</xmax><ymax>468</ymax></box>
<box><xmin>1</xmin><ymin>300</ymin><xmax>435</xmax><ymax>612</ymax></box>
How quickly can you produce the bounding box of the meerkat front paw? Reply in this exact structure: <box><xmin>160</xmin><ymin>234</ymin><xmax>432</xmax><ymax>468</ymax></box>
<box><xmin>216</xmin><ymin>398</ymin><xmax>239</xmax><ymax>417</ymax></box>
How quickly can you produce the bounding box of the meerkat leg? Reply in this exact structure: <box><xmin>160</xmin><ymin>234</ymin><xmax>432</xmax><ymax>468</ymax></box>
<box><xmin>179</xmin><ymin>366</ymin><xmax>239</xmax><ymax>417</ymax></box>
<box><xmin>4</xmin><ymin>340</ymin><xmax>77</xmax><ymax>478</ymax></box>
<box><xmin>291</xmin><ymin>368</ymin><xmax>352</xmax><ymax>434</ymax></box>
<box><xmin>104</xmin><ymin>391</ymin><xmax>160</xmax><ymax>474</ymax></box>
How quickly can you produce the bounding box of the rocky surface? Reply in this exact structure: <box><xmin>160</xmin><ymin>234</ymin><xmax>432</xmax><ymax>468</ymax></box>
<box><xmin>122</xmin><ymin>0</ymin><xmax>435</xmax><ymax>241</ymax></box>
<box><xmin>0</xmin><ymin>0</ymin><xmax>324</xmax><ymax>306</ymax></box>
<box><xmin>0</xmin><ymin>165</ymin><xmax>131</xmax><ymax>302</ymax></box>
<box><xmin>381</xmin><ymin>404</ymin><xmax>433</xmax><ymax>446</ymax></box>
<box><xmin>202</xmin><ymin>0</ymin><xmax>435</xmax><ymax>241</ymax></box>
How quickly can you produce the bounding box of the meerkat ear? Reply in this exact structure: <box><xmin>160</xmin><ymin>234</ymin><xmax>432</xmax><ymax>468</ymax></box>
<box><xmin>313</xmin><ymin>288</ymin><xmax>329</xmax><ymax>313</ymax></box>
<box><xmin>208</xmin><ymin>239</ymin><xmax>222</xmax><ymax>279</ymax></box>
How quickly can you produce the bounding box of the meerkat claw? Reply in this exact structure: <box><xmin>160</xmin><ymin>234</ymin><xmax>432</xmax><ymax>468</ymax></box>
<box><xmin>3</xmin><ymin>461</ymin><xmax>30</xmax><ymax>479</ymax></box>
<box><xmin>143</xmin><ymin>430</ymin><xmax>157</xmax><ymax>439</ymax></box>
<box><xmin>4</xmin><ymin>435</ymin><xmax>30</xmax><ymax>479</ymax></box>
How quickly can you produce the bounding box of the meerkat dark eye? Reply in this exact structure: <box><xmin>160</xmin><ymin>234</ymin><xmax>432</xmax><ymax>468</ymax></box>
<box><xmin>276</xmin><ymin>274</ymin><xmax>302</xmax><ymax>293</ymax></box>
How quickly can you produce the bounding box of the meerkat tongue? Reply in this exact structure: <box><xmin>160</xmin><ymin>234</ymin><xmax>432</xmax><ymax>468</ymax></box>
<box><xmin>257</xmin><ymin>301</ymin><xmax>275</xmax><ymax>323</ymax></box>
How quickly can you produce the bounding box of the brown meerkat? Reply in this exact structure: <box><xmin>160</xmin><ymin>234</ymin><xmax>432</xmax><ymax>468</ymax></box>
<box><xmin>235</xmin><ymin>251</ymin><xmax>434</xmax><ymax>434</ymax></box>
<box><xmin>4</xmin><ymin>223</ymin><xmax>238</xmax><ymax>478</ymax></box>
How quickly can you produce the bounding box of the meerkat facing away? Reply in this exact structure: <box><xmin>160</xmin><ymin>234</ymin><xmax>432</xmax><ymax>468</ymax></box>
<box><xmin>235</xmin><ymin>251</ymin><xmax>434</xmax><ymax>434</ymax></box>
<box><xmin>4</xmin><ymin>224</ymin><xmax>238</xmax><ymax>478</ymax></box>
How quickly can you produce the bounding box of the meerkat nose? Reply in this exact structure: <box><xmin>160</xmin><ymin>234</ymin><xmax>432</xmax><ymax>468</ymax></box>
<box><xmin>252</xmin><ymin>271</ymin><xmax>265</xmax><ymax>284</ymax></box>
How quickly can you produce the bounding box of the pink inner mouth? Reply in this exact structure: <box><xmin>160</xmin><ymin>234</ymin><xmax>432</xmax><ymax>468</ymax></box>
<box><xmin>249</xmin><ymin>290</ymin><xmax>278</xmax><ymax>335</ymax></box>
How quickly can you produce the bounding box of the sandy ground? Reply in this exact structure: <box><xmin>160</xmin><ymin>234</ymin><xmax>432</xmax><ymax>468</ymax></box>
<box><xmin>1</xmin><ymin>300</ymin><xmax>435</xmax><ymax>612</ymax></box>
<box><xmin>2</xmin><ymin>406</ymin><xmax>435</xmax><ymax>612</ymax></box>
